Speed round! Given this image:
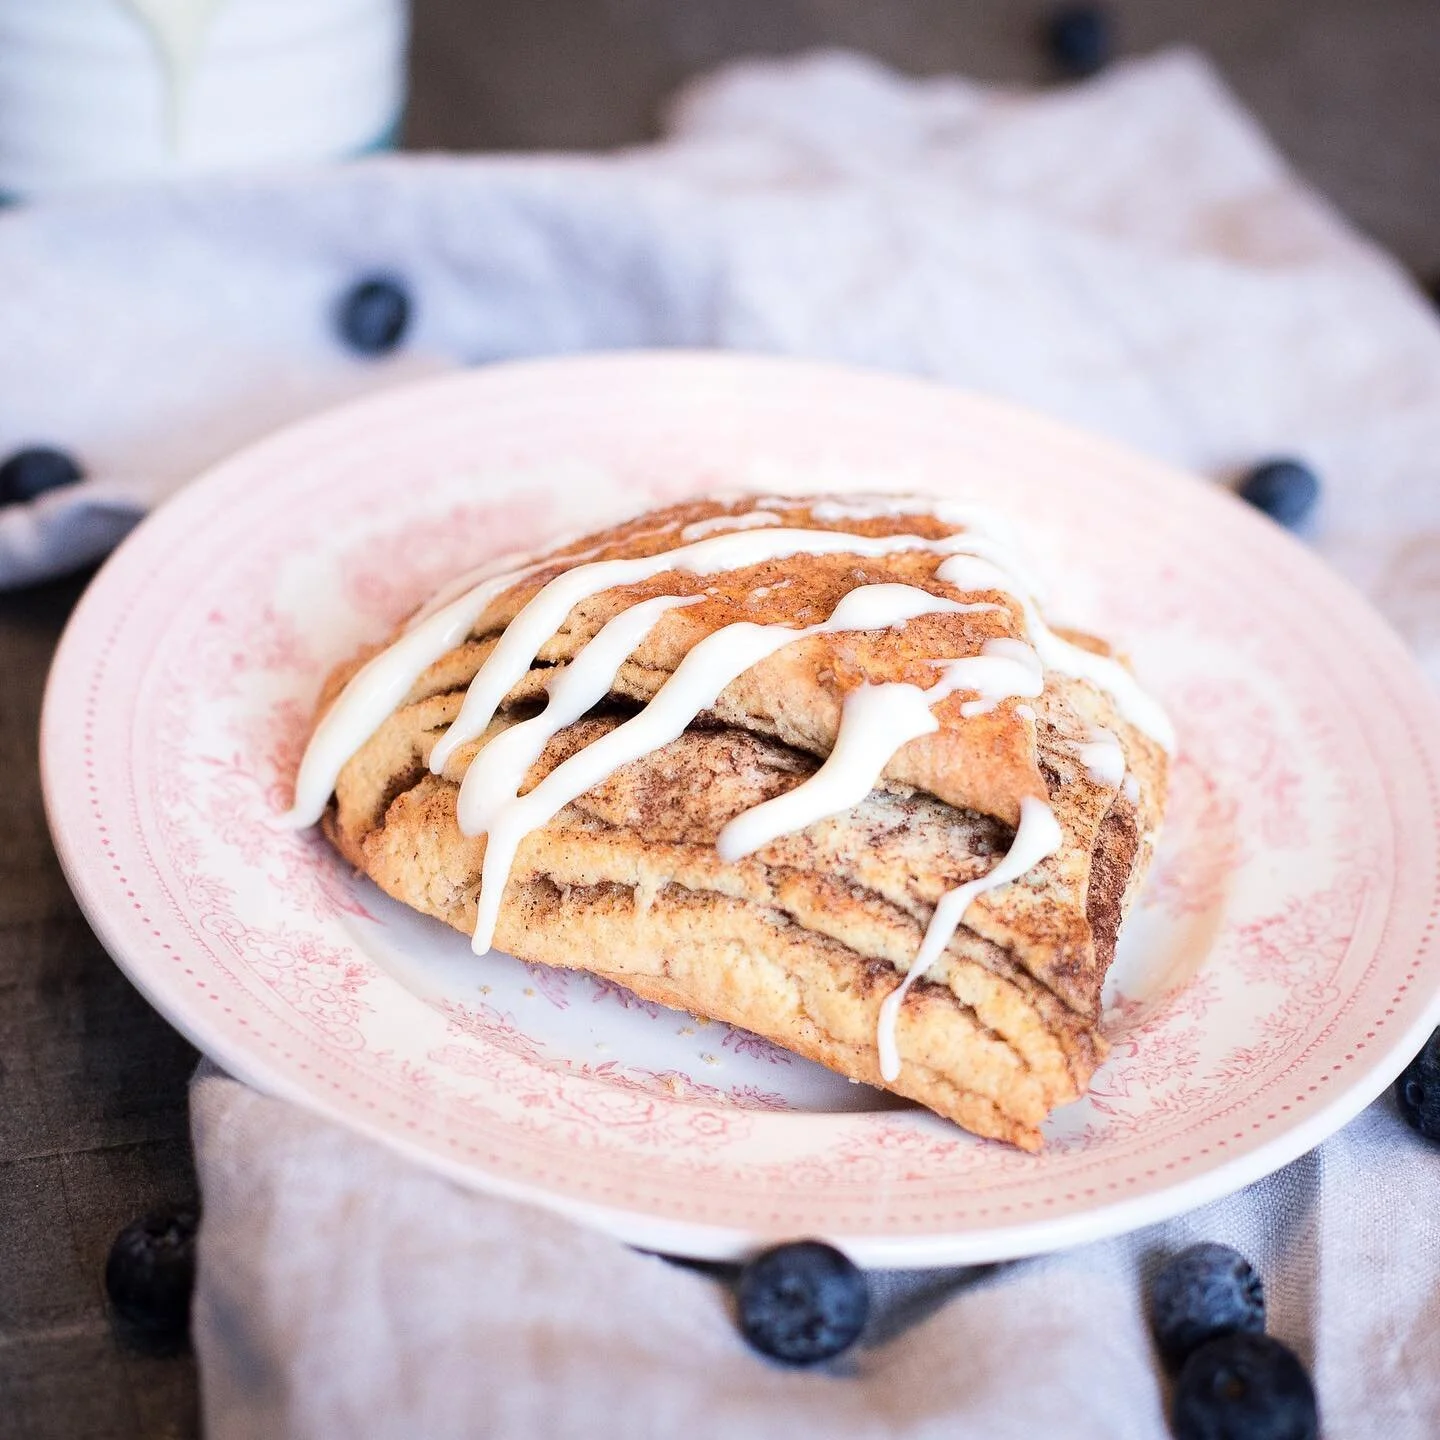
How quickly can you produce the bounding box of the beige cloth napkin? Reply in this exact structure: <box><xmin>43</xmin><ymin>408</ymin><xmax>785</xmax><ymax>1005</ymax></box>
<box><xmin>165</xmin><ymin>49</ymin><xmax>1440</xmax><ymax>1437</ymax></box>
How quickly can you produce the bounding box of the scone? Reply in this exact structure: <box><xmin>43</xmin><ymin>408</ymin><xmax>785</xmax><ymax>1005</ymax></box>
<box><xmin>285</xmin><ymin>493</ymin><xmax>1171</xmax><ymax>1150</ymax></box>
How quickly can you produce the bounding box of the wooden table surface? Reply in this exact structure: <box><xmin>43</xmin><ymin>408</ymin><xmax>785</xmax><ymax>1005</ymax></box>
<box><xmin>1</xmin><ymin>3</ymin><xmax>1435</xmax><ymax>1436</ymax></box>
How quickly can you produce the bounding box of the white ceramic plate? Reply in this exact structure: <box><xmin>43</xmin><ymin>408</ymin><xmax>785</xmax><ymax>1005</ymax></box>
<box><xmin>42</xmin><ymin>354</ymin><xmax>1440</xmax><ymax>1266</ymax></box>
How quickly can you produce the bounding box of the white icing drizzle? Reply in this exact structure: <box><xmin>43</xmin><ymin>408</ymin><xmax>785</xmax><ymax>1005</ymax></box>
<box><xmin>753</xmin><ymin>494</ymin><xmax>1038</xmax><ymax>589</ymax></box>
<box><xmin>951</xmin><ymin>638</ymin><xmax>1045</xmax><ymax>718</ymax></box>
<box><xmin>1122</xmin><ymin>774</ymin><xmax>1141</xmax><ymax>805</ymax></box>
<box><xmin>717</xmin><ymin>639</ymin><xmax>1042</xmax><ymax>861</ymax></box>
<box><xmin>770</xmin><ymin>492</ymin><xmax>1017</xmax><ymax>542</ymax></box>
<box><xmin>936</xmin><ymin>554</ymin><xmax>1174</xmax><ymax>750</ymax></box>
<box><xmin>876</xmin><ymin>795</ymin><xmax>1064</xmax><ymax>1082</ymax></box>
<box><xmin>427</xmin><ymin>526</ymin><xmax>1024</xmax><ymax>777</ymax></box>
<box><xmin>1039</xmin><ymin>636</ymin><xmax>1173</xmax><ymax>752</ymax></box>
<box><xmin>679</xmin><ymin>511</ymin><xmax>782</xmax><ymax>541</ymax></box>
<box><xmin>467</xmin><ymin>583</ymin><xmax>998</xmax><ymax>953</ymax></box>
<box><xmin>408</xmin><ymin>545</ymin><xmax>539</xmax><ymax>628</ymax></box>
<box><xmin>455</xmin><ymin>594</ymin><xmax>702</xmax><ymax>836</ymax></box>
<box><xmin>283</xmin><ymin>563</ymin><xmax>545</xmax><ymax>829</ymax></box>
<box><xmin>285</xmin><ymin>521</ymin><xmax>695</xmax><ymax>826</ymax></box>
<box><xmin>1076</xmin><ymin>725</ymin><xmax>1126</xmax><ymax>788</ymax></box>
<box><xmin>285</xmin><ymin>521</ymin><xmax>775</xmax><ymax>826</ymax></box>
<box><xmin>410</xmin><ymin>519</ymin><xmax>686</xmax><ymax>628</ymax></box>
<box><xmin>808</xmin><ymin>493</ymin><xmax>1002</xmax><ymax>528</ymax></box>
<box><xmin>716</xmin><ymin>682</ymin><xmax>940</xmax><ymax>863</ymax></box>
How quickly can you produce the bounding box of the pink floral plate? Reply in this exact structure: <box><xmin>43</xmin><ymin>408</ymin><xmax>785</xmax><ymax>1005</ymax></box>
<box><xmin>41</xmin><ymin>354</ymin><xmax>1440</xmax><ymax>1266</ymax></box>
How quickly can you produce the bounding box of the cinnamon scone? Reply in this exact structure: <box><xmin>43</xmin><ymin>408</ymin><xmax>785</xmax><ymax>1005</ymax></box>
<box><xmin>285</xmin><ymin>493</ymin><xmax>1171</xmax><ymax>1150</ymax></box>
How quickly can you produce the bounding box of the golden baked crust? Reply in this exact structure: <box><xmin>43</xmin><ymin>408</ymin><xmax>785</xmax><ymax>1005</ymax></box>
<box><xmin>307</xmin><ymin>495</ymin><xmax>1169</xmax><ymax>1150</ymax></box>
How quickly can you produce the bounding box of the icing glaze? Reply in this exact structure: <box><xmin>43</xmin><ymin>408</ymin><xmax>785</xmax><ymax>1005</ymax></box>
<box><xmin>717</xmin><ymin>638</ymin><xmax>1042</xmax><ymax>860</ymax></box>
<box><xmin>876</xmin><ymin>795</ymin><xmax>1063</xmax><ymax>1082</ymax></box>
<box><xmin>1076</xmin><ymin>725</ymin><xmax>1127</xmax><ymax>788</ymax></box>
<box><xmin>713</xmin><ymin>681</ymin><xmax>942</xmax><ymax>863</ymax></box>
<box><xmin>286</xmin><ymin>495</ymin><xmax>1170</xmax><ymax>1086</ymax></box>
<box><xmin>426</xmin><ymin>524</ymin><xmax>1037</xmax><ymax>776</ymax></box>
<box><xmin>679</xmin><ymin>511</ymin><xmax>783</xmax><ymax>541</ymax></box>
<box><xmin>467</xmin><ymin>582</ymin><xmax>1001</xmax><ymax>953</ymax></box>
<box><xmin>455</xmin><ymin>594</ymin><xmax>703</xmax><ymax>837</ymax></box>
<box><xmin>936</xmin><ymin>553</ymin><xmax>1175</xmax><ymax>748</ymax></box>
<box><xmin>283</xmin><ymin>564</ymin><xmax>538</xmax><ymax>829</ymax></box>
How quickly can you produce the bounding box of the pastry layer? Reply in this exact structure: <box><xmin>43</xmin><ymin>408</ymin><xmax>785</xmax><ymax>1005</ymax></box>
<box><xmin>305</xmin><ymin>494</ymin><xmax>1170</xmax><ymax>1147</ymax></box>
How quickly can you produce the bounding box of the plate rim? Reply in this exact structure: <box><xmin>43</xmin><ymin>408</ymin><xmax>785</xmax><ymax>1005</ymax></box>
<box><xmin>41</xmin><ymin>350</ymin><xmax>1440</xmax><ymax>1266</ymax></box>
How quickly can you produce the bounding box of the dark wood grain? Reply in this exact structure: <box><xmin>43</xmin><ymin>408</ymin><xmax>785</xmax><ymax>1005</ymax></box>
<box><xmin>3</xmin><ymin>3</ymin><xmax>1436</xmax><ymax>1435</ymax></box>
<box><xmin>0</xmin><ymin>574</ymin><xmax>200</xmax><ymax>1440</ymax></box>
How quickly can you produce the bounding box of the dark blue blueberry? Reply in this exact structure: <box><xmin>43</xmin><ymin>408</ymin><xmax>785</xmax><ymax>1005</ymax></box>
<box><xmin>1395</xmin><ymin>1026</ymin><xmax>1440</xmax><ymax>1141</ymax></box>
<box><xmin>736</xmin><ymin>1240</ymin><xmax>869</xmax><ymax>1365</ymax></box>
<box><xmin>104</xmin><ymin>1204</ymin><xmax>198</xmax><ymax>1335</ymax></box>
<box><xmin>0</xmin><ymin>445</ymin><xmax>84</xmax><ymax>505</ymax></box>
<box><xmin>1045</xmin><ymin>5</ymin><xmax>1114</xmax><ymax>77</ymax></box>
<box><xmin>336</xmin><ymin>274</ymin><xmax>412</xmax><ymax>356</ymax></box>
<box><xmin>1172</xmin><ymin>1333</ymin><xmax>1319</xmax><ymax>1440</ymax></box>
<box><xmin>1150</xmin><ymin>1242</ymin><xmax>1265</xmax><ymax>1369</ymax></box>
<box><xmin>1236</xmin><ymin>458</ymin><xmax>1320</xmax><ymax>531</ymax></box>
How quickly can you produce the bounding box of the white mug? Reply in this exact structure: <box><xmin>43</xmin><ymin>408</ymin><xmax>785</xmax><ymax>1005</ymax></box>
<box><xmin>0</xmin><ymin>0</ymin><xmax>409</xmax><ymax>195</ymax></box>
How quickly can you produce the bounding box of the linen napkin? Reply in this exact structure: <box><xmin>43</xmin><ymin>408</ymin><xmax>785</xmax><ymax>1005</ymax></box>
<box><xmin>15</xmin><ymin>46</ymin><xmax>1439</xmax><ymax>1436</ymax></box>
<box><xmin>191</xmin><ymin>1061</ymin><xmax>1440</xmax><ymax>1439</ymax></box>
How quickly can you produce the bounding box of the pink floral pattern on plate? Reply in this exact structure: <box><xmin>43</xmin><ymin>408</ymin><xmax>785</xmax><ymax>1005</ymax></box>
<box><xmin>42</xmin><ymin>355</ymin><xmax>1440</xmax><ymax>1265</ymax></box>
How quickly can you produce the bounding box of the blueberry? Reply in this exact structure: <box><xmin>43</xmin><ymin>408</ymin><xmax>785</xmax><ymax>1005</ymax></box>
<box><xmin>336</xmin><ymin>274</ymin><xmax>411</xmax><ymax>355</ymax></box>
<box><xmin>1172</xmin><ymin>1333</ymin><xmax>1319</xmax><ymax>1440</ymax></box>
<box><xmin>0</xmin><ymin>445</ymin><xmax>84</xmax><ymax>505</ymax></box>
<box><xmin>1150</xmin><ymin>1242</ymin><xmax>1265</xmax><ymax>1369</ymax></box>
<box><xmin>1395</xmin><ymin>1026</ymin><xmax>1440</xmax><ymax>1141</ymax></box>
<box><xmin>1045</xmin><ymin>5</ymin><xmax>1114</xmax><ymax>77</ymax></box>
<box><xmin>1236</xmin><ymin>458</ymin><xmax>1320</xmax><ymax>531</ymax></box>
<box><xmin>104</xmin><ymin>1204</ymin><xmax>199</xmax><ymax>1335</ymax></box>
<box><xmin>735</xmin><ymin>1240</ymin><xmax>869</xmax><ymax>1365</ymax></box>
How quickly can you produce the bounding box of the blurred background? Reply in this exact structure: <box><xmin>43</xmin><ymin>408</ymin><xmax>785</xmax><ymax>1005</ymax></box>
<box><xmin>401</xmin><ymin>0</ymin><xmax>1440</xmax><ymax>277</ymax></box>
